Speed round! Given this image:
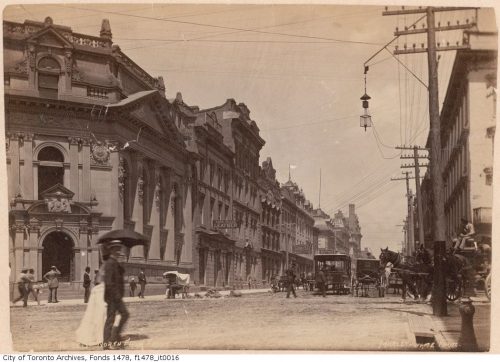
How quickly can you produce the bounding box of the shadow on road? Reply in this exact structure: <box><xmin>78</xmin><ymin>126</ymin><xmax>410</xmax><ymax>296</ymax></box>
<box><xmin>125</xmin><ymin>334</ymin><xmax>149</xmax><ymax>342</ymax></box>
<box><xmin>369</xmin><ymin>306</ymin><xmax>433</xmax><ymax>317</ymax></box>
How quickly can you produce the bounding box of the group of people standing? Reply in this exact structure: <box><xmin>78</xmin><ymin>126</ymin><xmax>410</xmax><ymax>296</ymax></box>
<box><xmin>12</xmin><ymin>266</ymin><xmax>61</xmax><ymax>307</ymax></box>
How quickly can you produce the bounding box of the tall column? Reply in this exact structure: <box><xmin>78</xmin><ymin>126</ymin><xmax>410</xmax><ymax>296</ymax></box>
<box><xmin>130</xmin><ymin>157</ymin><xmax>145</xmax><ymax>259</ymax></box>
<box><xmin>82</xmin><ymin>138</ymin><xmax>91</xmax><ymax>201</ymax></box>
<box><xmin>12</xmin><ymin>225</ymin><xmax>26</xmax><ymax>278</ymax></box>
<box><xmin>28</xmin><ymin>224</ymin><xmax>39</xmax><ymax>277</ymax></box>
<box><xmin>9</xmin><ymin>135</ymin><xmax>20</xmax><ymax>199</ymax></box>
<box><xmin>164</xmin><ymin>182</ymin><xmax>176</xmax><ymax>262</ymax></box>
<box><xmin>23</xmin><ymin>133</ymin><xmax>34</xmax><ymax>200</ymax></box>
<box><xmin>68</xmin><ymin>137</ymin><xmax>80</xmax><ymax>200</ymax></box>
<box><xmin>181</xmin><ymin>179</ymin><xmax>193</xmax><ymax>264</ymax></box>
<box><xmin>148</xmin><ymin>168</ymin><xmax>162</xmax><ymax>261</ymax></box>
<box><xmin>110</xmin><ymin>151</ymin><xmax>122</xmax><ymax>229</ymax></box>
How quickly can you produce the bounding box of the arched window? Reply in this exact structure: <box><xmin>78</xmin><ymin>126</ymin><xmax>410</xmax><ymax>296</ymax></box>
<box><xmin>38</xmin><ymin>146</ymin><xmax>64</xmax><ymax>199</ymax></box>
<box><xmin>38</xmin><ymin>57</ymin><xmax>60</xmax><ymax>98</ymax></box>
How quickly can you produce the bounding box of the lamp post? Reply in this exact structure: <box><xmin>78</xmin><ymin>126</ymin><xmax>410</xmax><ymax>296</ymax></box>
<box><xmin>360</xmin><ymin>70</ymin><xmax>372</xmax><ymax>131</ymax></box>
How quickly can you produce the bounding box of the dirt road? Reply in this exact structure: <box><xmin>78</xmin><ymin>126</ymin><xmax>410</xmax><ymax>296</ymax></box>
<box><xmin>9</xmin><ymin>290</ymin><xmax>477</xmax><ymax>352</ymax></box>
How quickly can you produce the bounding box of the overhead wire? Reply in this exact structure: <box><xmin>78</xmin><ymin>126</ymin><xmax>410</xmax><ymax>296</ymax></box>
<box><xmin>55</xmin><ymin>4</ymin><xmax>385</xmax><ymax>49</ymax></box>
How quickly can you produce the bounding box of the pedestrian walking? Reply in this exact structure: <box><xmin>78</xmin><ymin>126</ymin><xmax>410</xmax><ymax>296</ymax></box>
<box><xmin>129</xmin><ymin>278</ymin><xmax>137</xmax><ymax>297</ymax></box>
<box><xmin>286</xmin><ymin>264</ymin><xmax>297</xmax><ymax>298</ymax></box>
<box><xmin>137</xmin><ymin>269</ymin><xmax>147</xmax><ymax>298</ymax></box>
<box><xmin>12</xmin><ymin>269</ymin><xmax>30</xmax><ymax>307</ymax></box>
<box><xmin>316</xmin><ymin>268</ymin><xmax>327</xmax><ymax>297</ymax></box>
<box><xmin>43</xmin><ymin>266</ymin><xmax>61</xmax><ymax>303</ymax></box>
<box><xmin>83</xmin><ymin>267</ymin><xmax>91</xmax><ymax>303</ymax></box>
<box><xmin>27</xmin><ymin>269</ymin><xmax>41</xmax><ymax>306</ymax></box>
<box><xmin>94</xmin><ymin>269</ymin><xmax>100</xmax><ymax>286</ymax></box>
<box><xmin>103</xmin><ymin>241</ymin><xmax>129</xmax><ymax>349</ymax></box>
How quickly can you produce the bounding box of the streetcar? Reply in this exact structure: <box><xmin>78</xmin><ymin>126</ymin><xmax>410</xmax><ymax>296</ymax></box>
<box><xmin>313</xmin><ymin>253</ymin><xmax>351</xmax><ymax>294</ymax></box>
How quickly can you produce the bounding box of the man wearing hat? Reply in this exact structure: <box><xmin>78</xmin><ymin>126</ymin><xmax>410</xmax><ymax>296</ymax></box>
<box><xmin>103</xmin><ymin>241</ymin><xmax>129</xmax><ymax>349</ymax></box>
<box><xmin>454</xmin><ymin>218</ymin><xmax>476</xmax><ymax>252</ymax></box>
<box><xmin>43</xmin><ymin>266</ymin><xmax>61</xmax><ymax>303</ymax></box>
<box><xmin>315</xmin><ymin>267</ymin><xmax>327</xmax><ymax>298</ymax></box>
<box><xmin>12</xmin><ymin>269</ymin><xmax>30</xmax><ymax>307</ymax></box>
<box><xmin>83</xmin><ymin>266</ymin><xmax>92</xmax><ymax>303</ymax></box>
<box><xmin>285</xmin><ymin>263</ymin><xmax>297</xmax><ymax>298</ymax></box>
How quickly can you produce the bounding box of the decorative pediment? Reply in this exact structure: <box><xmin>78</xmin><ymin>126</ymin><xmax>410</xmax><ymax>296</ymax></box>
<box><xmin>40</xmin><ymin>183</ymin><xmax>75</xmax><ymax>200</ymax></box>
<box><xmin>131</xmin><ymin>101</ymin><xmax>165</xmax><ymax>134</ymax></box>
<box><xmin>110</xmin><ymin>91</ymin><xmax>186</xmax><ymax>147</ymax></box>
<box><xmin>27</xmin><ymin>26</ymin><xmax>73</xmax><ymax>49</ymax></box>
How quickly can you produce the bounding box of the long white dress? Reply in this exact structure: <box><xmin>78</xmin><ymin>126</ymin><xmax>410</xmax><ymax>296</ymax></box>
<box><xmin>75</xmin><ymin>283</ymin><xmax>107</xmax><ymax>346</ymax></box>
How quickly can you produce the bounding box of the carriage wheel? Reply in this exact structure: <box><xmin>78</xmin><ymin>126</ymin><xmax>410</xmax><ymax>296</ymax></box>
<box><xmin>446</xmin><ymin>279</ymin><xmax>462</xmax><ymax>301</ymax></box>
<box><xmin>485</xmin><ymin>273</ymin><xmax>491</xmax><ymax>301</ymax></box>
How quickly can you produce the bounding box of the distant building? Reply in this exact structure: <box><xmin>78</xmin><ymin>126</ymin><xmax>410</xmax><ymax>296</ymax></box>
<box><xmin>312</xmin><ymin>208</ymin><xmax>335</xmax><ymax>254</ymax></box>
<box><xmin>280</xmin><ymin>179</ymin><xmax>315</xmax><ymax>275</ymax></box>
<box><xmin>331</xmin><ymin>210</ymin><xmax>350</xmax><ymax>254</ymax></box>
<box><xmin>258</xmin><ymin>158</ymin><xmax>282</xmax><ymax>283</ymax></box>
<box><xmin>347</xmin><ymin>204</ymin><xmax>362</xmax><ymax>257</ymax></box>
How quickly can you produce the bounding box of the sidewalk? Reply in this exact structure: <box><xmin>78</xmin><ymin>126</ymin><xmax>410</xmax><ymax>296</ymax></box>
<box><xmin>405</xmin><ymin>294</ymin><xmax>490</xmax><ymax>351</ymax></box>
<box><xmin>11</xmin><ymin>288</ymin><xmax>271</xmax><ymax>307</ymax></box>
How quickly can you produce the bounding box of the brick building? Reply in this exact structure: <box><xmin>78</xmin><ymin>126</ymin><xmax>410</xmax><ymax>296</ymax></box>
<box><xmin>420</xmin><ymin>30</ymin><xmax>497</xmax><ymax>248</ymax></box>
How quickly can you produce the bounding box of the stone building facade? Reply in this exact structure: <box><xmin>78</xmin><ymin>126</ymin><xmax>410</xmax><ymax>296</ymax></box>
<box><xmin>280</xmin><ymin>180</ymin><xmax>315</xmax><ymax>275</ymax></box>
<box><xmin>258</xmin><ymin>158</ymin><xmax>282</xmax><ymax>283</ymax></box>
<box><xmin>420</xmin><ymin>31</ymin><xmax>497</xmax><ymax>248</ymax></box>
<box><xmin>5</xmin><ymin>17</ymin><xmax>194</xmax><ymax>283</ymax></box>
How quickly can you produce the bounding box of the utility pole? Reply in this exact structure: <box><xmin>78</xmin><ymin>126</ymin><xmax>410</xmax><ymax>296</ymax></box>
<box><xmin>383</xmin><ymin>5</ymin><xmax>475</xmax><ymax>316</ymax></box>
<box><xmin>391</xmin><ymin>171</ymin><xmax>415</xmax><ymax>256</ymax></box>
<box><xmin>398</xmin><ymin>145</ymin><xmax>429</xmax><ymax>249</ymax></box>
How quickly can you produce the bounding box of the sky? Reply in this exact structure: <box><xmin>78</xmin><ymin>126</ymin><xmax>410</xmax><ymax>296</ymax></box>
<box><xmin>2</xmin><ymin>1</ymin><xmax>498</xmax><ymax>255</ymax></box>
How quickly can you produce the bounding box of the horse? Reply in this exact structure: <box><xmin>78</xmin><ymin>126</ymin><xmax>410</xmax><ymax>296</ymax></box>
<box><xmin>379</xmin><ymin>247</ymin><xmax>425</xmax><ymax>301</ymax></box>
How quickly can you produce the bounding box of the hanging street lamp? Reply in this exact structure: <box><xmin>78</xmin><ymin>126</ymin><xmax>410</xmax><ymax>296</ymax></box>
<box><xmin>360</xmin><ymin>92</ymin><xmax>372</xmax><ymax>132</ymax></box>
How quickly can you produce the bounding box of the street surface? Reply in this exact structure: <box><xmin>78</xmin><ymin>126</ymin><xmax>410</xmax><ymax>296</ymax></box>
<box><xmin>10</xmin><ymin>289</ymin><xmax>490</xmax><ymax>352</ymax></box>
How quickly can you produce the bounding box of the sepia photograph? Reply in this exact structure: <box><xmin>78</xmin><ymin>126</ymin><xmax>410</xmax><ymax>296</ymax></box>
<box><xmin>1</xmin><ymin>0</ymin><xmax>498</xmax><ymax>353</ymax></box>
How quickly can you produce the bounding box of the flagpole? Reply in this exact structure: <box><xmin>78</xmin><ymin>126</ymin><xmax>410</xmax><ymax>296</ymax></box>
<box><xmin>319</xmin><ymin>168</ymin><xmax>322</xmax><ymax>209</ymax></box>
<box><xmin>288</xmin><ymin>164</ymin><xmax>291</xmax><ymax>181</ymax></box>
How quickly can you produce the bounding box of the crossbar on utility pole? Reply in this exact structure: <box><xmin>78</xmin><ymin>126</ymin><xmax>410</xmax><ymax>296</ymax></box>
<box><xmin>394</xmin><ymin>22</ymin><xmax>476</xmax><ymax>36</ymax></box>
<box><xmin>382</xmin><ymin>6</ymin><xmax>476</xmax><ymax>16</ymax></box>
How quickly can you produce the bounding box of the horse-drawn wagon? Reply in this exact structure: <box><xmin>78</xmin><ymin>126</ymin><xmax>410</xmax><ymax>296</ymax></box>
<box><xmin>353</xmin><ymin>258</ymin><xmax>383</xmax><ymax>297</ymax></box>
<box><xmin>379</xmin><ymin>242</ymin><xmax>491</xmax><ymax>302</ymax></box>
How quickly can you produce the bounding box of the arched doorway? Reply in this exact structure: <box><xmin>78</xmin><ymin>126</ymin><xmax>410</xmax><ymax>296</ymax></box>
<box><xmin>42</xmin><ymin>231</ymin><xmax>74</xmax><ymax>282</ymax></box>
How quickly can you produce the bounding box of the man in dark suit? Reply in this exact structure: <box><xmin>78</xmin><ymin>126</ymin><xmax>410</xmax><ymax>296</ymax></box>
<box><xmin>137</xmin><ymin>269</ymin><xmax>147</xmax><ymax>298</ymax></box>
<box><xmin>103</xmin><ymin>241</ymin><xmax>129</xmax><ymax>349</ymax></box>
<box><xmin>316</xmin><ymin>268</ymin><xmax>327</xmax><ymax>297</ymax></box>
<box><xmin>83</xmin><ymin>267</ymin><xmax>91</xmax><ymax>303</ymax></box>
<box><xmin>286</xmin><ymin>264</ymin><xmax>297</xmax><ymax>298</ymax></box>
<box><xmin>43</xmin><ymin>266</ymin><xmax>61</xmax><ymax>303</ymax></box>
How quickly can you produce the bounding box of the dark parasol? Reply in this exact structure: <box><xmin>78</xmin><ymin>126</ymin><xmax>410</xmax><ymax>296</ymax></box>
<box><xmin>97</xmin><ymin>229</ymin><xmax>148</xmax><ymax>249</ymax></box>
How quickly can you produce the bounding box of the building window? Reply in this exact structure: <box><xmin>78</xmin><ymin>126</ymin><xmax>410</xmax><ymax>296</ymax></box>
<box><xmin>199</xmin><ymin>193</ymin><xmax>205</xmax><ymax>225</ymax></box>
<box><xmin>4</xmin><ymin>74</ymin><xmax>10</xmax><ymax>86</ymax></box>
<box><xmin>38</xmin><ymin>57</ymin><xmax>60</xmax><ymax>99</ymax></box>
<box><xmin>485</xmin><ymin>167</ymin><xmax>493</xmax><ymax>186</ymax></box>
<box><xmin>37</xmin><ymin>146</ymin><xmax>64</xmax><ymax>199</ymax></box>
<box><xmin>210</xmin><ymin>198</ymin><xmax>215</xmax><ymax>227</ymax></box>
